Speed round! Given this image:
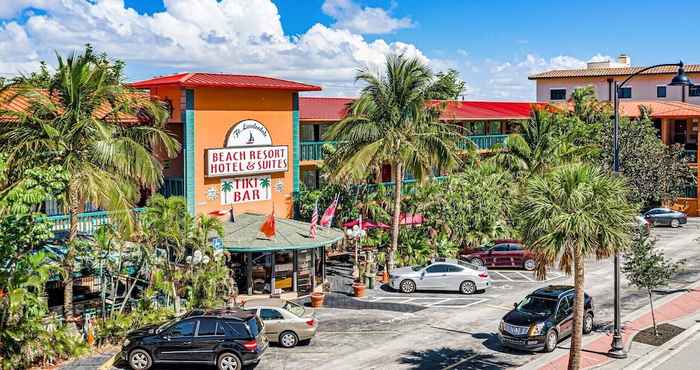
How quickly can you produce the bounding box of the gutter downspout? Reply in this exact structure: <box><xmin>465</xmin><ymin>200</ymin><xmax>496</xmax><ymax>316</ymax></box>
<box><xmin>607</xmin><ymin>78</ymin><xmax>613</xmax><ymax>102</ymax></box>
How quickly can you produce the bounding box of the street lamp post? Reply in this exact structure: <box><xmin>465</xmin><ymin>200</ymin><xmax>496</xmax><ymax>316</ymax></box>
<box><xmin>608</xmin><ymin>61</ymin><xmax>693</xmax><ymax>359</ymax></box>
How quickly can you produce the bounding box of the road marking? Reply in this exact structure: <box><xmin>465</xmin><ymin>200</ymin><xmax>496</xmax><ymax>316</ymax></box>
<box><xmin>490</xmin><ymin>271</ymin><xmax>512</xmax><ymax>281</ymax></box>
<box><xmin>366</xmin><ymin>296</ymin><xmax>490</xmax><ymax>308</ymax></box>
<box><xmin>431</xmin><ymin>298</ymin><xmax>488</xmax><ymax>309</ymax></box>
<box><xmin>486</xmin><ymin>304</ymin><xmax>514</xmax><ymax>311</ymax></box>
<box><xmin>424</xmin><ymin>298</ymin><xmax>450</xmax><ymax>307</ymax></box>
<box><xmin>441</xmin><ymin>353</ymin><xmax>480</xmax><ymax>370</ymax></box>
<box><xmin>516</xmin><ymin>271</ymin><xmax>534</xmax><ymax>281</ymax></box>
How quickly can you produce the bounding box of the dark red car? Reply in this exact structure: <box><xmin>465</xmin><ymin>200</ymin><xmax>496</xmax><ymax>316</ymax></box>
<box><xmin>462</xmin><ymin>240</ymin><xmax>536</xmax><ymax>271</ymax></box>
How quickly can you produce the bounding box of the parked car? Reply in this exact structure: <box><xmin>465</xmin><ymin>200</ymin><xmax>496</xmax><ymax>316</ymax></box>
<box><xmin>462</xmin><ymin>240</ymin><xmax>537</xmax><ymax>271</ymax></box>
<box><xmin>120</xmin><ymin>308</ymin><xmax>268</xmax><ymax>370</ymax></box>
<box><xmin>643</xmin><ymin>207</ymin><xmax>687</xmax><ymax>228</ymax></box>
<box><xmin>388</xmin><ymin>258</ymin><xmax>491</xmax><ymax>294</ymax></box>
<box><xmin>498</xmin><ymin>285</ymin><xmax>594</xmax><ymax>353</ymax></box>
<box><xmin>243</xmin><ymin>298</ymin><xmax>318</xmax><ymax>348</ymax></box>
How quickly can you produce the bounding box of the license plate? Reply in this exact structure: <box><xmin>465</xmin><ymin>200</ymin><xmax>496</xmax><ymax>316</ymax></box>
<box><xmin>504</xmin><ymin>337</ymin><xmax>525</xmax><ymax>345</ymax></box>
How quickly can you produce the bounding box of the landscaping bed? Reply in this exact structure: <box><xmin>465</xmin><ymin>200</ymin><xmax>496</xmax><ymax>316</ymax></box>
<box><xmin>632</xmin><ymin>323</ymin><xmax>685</xmax><ymax>346</ymax></box>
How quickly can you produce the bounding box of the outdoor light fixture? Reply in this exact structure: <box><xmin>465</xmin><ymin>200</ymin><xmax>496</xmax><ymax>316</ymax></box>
<box><xmin>608</xmin><ymin>61</ymin><xmax>692</xmax><ymax>359</ymax></box>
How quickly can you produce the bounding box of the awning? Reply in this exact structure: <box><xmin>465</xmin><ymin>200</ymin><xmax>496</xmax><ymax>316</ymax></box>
<box><xmin>220</xmin><ymin>213</ymin><xmax>344</xmax><ymax>253</ymax></box>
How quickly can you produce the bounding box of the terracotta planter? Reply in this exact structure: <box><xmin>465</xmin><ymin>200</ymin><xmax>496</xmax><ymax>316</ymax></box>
<box><xmin>310</xmin><ymin>292</ymin><xmax>324</xmax><ymax>308</ymax></box>
<box><xmin>353</xmin><ymin>282</ymin><xmax>366</xmax><ymax>298</ymax></box>
<box><xmin>378</xmin><ymin>271</ymin><xmax>389</xmax><ymax>283</ymax></box>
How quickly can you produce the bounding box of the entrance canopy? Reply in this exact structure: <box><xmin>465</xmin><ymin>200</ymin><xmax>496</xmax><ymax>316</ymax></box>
<box><xmin>220</xmin><ymin>213</ymin><xmax>343</xmax><ymax>252</ymax></box>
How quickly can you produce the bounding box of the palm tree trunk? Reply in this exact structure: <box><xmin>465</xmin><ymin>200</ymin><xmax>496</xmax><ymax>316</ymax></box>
<box><xmin>568</xmin><ymin>247</ymin><xmax>585</xmax><ymax>370</ymax></box>
<box><xmin>649</xmin><ymin>290</ymin><xmax>658</xmax><ymax>336</ymax></box>
<box><xmin>63</xmin><ymin>190</ymin><xmax>80</xmax><ymax>320</ymax></box>
<box><xmin>389</xmin><ymin>162</ymin><xmax>403</xmax><ymax>272</ymax></box>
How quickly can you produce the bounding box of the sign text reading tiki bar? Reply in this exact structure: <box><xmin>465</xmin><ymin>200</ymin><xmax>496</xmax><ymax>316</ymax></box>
<box><xmin>206</xmin><ymin>146</ymin><xmax>288</xmax><ymax>177</ymax></box>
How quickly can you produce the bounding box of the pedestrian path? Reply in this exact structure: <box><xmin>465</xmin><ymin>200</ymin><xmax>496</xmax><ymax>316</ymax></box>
<box><xmin>363</xmin><ymin>296</ymin><xmax>489</xmax><ymax>308</ymax></box>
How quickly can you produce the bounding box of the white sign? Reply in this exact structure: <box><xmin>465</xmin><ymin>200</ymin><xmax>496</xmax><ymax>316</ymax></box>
<box><xmin>207</xmin><ymin>146</ymin><xmax>288</xmax><ymax>177</ymax></box>
<box><xmin>220</xmin><ymin>175</ymin><xmax>272</xmax><ymax>205</ymax></box>
<box><xmin>226</xmin><ymin>119</ymin><xmax>272</xmax><ymax>147</ymax></box>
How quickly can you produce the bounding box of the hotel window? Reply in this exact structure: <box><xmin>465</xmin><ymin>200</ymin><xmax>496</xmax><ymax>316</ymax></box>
<box><xmin>300</xmin><ymin>124</ymin><xmax>315</xmax><ymax>141</ymax></box>
<box><xmin>690</xmin><ymin>86</ymin><xmax>700</xmax><ymax>97</ymax></box>
<box><xmin>618</xmin><ymin>87</ymin><xmax>632</xmax><ymax>99</ymax></box>
<box><xmin>550</xmin><ymin>89</ymin><xmax>566</xmax><ymax>101</ymax></box>
<box><xmin>657</xmin><ymin>86</ymin><xmax>667</xmax><ymax>98</ymax></box>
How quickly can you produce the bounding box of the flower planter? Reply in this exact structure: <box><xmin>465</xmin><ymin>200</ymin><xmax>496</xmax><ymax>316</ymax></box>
<box><xmin>378</xmin><ymin>271</ymin><xmax>389</xmax><ymax>283</ymax></box>
<box><xmin>352</xmin><ymin>282</ymin><xmax>366</xmax><ymax>298</ymax></box>
<box><xmin>310</xmin><ymin>292</ymin><xmax>324</xmax><ymax>308</ymax></box>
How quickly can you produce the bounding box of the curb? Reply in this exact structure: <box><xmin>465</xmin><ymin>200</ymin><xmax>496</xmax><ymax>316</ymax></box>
<box><xmin>97</xmin><ymin>352</ymin><xmax>118</xmax><ymax>370</ymax></box>
<box><xmin>623</xmin><ymin>322</ymin><xmax>700</xmax><ymax>370</ymax></box>
<box><xmin>518</xmin><ymin>278</ymin><xmax>700</xmax><ymax>370</ymax></box>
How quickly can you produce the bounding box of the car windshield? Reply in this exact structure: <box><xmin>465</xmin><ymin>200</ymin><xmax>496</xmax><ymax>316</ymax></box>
<box><xmin>516</xmin><ymin>295</ymin><xmax>558</xmax><ymax>316</ymax></box>
<box><xmin>411</xmin><ymin>264</ymin><xmax>426</xmax><ymax>272</ymax></box>
<box><xmin>283</xmin><ymin>301</ymin><xmax>306</xmax><ymax>317</ymax></box>
<box><xmin>156</xmin><ymin>317</ymin><xmax>179</xmax><ymax>334</ymax></box>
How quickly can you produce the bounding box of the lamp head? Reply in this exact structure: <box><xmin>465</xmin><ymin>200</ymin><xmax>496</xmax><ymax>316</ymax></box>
<box><xmin>669</xmin><ymin>61</ymin><xmax>694</xmax><ymax>86</ymax></box>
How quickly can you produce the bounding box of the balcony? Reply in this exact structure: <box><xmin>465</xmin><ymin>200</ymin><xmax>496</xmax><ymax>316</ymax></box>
<box><xmin>301</xmin><ymin>141</ymin><xmax>337</xmax><ymax>161</ymax></box>
<box><xmin>45</xmin><ymin>208</ymin><xmax>144</xmax><ymax>235</ymax></box>
<box><xmin>458</xmin><ymin>134</ymin><xmax>508</xmax><ymax>151</ymax></box>
<box><xmin>160</xmin><ymin>176</ymin><xmax>184</xmax><ymax>197</ymax></box>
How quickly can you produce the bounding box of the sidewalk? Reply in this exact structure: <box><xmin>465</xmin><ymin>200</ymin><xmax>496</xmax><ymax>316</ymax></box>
<box><xmin>520</xmin><ymin>281</ymin><xmax>700</xmax><ymax>370</ymax></box>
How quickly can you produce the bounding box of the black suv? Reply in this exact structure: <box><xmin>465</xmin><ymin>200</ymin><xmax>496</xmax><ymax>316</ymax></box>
<box><xmin>120</xmin><ymin>308</ymin><xmax>268</xmax><ymax>370</ymax></box>
<box><xmin>498</xmin><ymin>285</ymin><xmax>594</xmax><ymax>352</ymax></box>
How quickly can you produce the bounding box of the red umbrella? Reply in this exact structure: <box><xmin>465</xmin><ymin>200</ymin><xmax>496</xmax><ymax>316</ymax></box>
<box><xmin>399</xmin><ymin>213</ymin><xmax>424</xmax><ymax>225</ymax></box>
<box><xmin>343</xmin><ymin>219</ymin><xmax>390</xmax><ymax>230</ymax></box>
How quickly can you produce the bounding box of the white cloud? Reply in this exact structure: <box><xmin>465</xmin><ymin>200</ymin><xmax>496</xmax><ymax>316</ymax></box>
<box><xmin>321</xmin><ymin>0</ymin><xmax>413</xmax><ymax>34</ymax></box>
<box><xmin>0</xmin><ymin>0</ymin><xmax>428</xmax><ymax>96</ymax></box>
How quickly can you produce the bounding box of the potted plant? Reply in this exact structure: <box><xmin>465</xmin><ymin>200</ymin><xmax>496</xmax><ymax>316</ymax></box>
<box><xmin>375</xmin><ymin>251</ymin><xmax>388</xmax><ymax>283</ymax></box>
<box><xmin>353</xmin><ymin>263</ymin><xmax>366</xmax><ymax>297</ymax></box>
<box><xmin>310</xmin><ymin>292</ymin><xmax>324</xmax><ymax>308</ymax></box>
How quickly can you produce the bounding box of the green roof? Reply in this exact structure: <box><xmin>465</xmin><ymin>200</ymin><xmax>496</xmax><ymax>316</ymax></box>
<box><xmin>221</xmin><ymin>213</ymin><xmax>344</xmax><ymax>252</ymax></box>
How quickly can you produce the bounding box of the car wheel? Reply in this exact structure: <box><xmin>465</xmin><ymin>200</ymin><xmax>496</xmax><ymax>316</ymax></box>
<box><xmin>400</xmin><ymin>279</ymin><xmax>416</xmax><ymax>293</ymax></box>
<box><xmin>583</xmin><ymin>312</ymin><xmax>594</xmax><ymax>335</ymax></box>
<box><xmin>129</xmin><ymin>349</ymin><xmax>152</xmax><ymax>370</ymax></box>
<box><xmin>470</xmin><ymin>258</ymin><xmax>484</xmax><ymax>267</ymax></box>
<box><xmin>671</xmin><ymin>219</ymin><xmax>680</xmax><ymax>228</ymax></box>
<box><xmin>543</xmin><ymin>330</ymin><xmax>558</xmax><ymax>353</ymax></box>
<box><xmin>523</xmin><ymin>259</ymin><xmax>536</xmax><ymax>271</ymax></box>
<box><xmin>218</xmin><ymin>352</ymin><xmax>242</xmax><ymax>370</ymax></box>
<box><xmin>279</xmin><ymin>331</ymin><xmax>299</xmax><ymax>348</ymax></box>
<box><xmin>460</xmin><ymin>280</ymin><xmax>477</xmax><ymax>295</ymax></box>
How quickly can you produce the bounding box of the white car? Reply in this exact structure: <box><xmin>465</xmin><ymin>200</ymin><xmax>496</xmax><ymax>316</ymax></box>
<box><xmin>388</xmin><ymin>258</ymin><xmax>491</xmax><ymax>294</ymax></box>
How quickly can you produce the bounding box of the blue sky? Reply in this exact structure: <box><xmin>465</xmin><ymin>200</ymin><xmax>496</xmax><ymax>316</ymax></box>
<box><xmin>2</xmin><ymin>0</ymin><xmax>700</xmax><ymax>100</ymax></box>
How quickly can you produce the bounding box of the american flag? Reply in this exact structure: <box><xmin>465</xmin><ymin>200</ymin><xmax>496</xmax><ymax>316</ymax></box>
<box><xmin>309</xmin><ymin>200</ymin><xmax>319</xmax><ymax>239</ymax></box>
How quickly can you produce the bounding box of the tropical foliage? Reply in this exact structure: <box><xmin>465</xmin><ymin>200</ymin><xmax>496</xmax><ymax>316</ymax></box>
<box><xmin>0</xmin><ymin>46</ymin><xmax>180</xmax><ymax>318</ymax></box>
<box><xmin>324</xmin><ymin>54</ymin><xmax>464</xmax><ymax>271</ymax></box>
<box><xmin>517</xmin><ymin>163</ymin><xmax>637</xmax><ymax>369</ymax></box>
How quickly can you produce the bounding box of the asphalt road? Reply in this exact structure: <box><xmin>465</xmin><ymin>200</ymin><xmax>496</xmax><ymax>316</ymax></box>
<box><xmin>113</xmin><ymin>219</ymin><xmax>700</xmax><ymax>370</ymax></box>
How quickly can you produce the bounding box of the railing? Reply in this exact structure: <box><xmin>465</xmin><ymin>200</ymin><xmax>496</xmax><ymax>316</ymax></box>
<box><xmin>160</xmin><ymin>176</ymin><xmax>184</xmax><ymax>197</ymax></box>
<box><xmin>679</xmin><ymin>184</ymin><xmax>698</xmax><ymax>198</ymax></box>
<box><xmin>45</xmin><ymin>208</ymin><xmax>144</xmax><ymax>235</ymax></box>
<box><xmin>458</xmin><ymin>134</ymin><xmax>508</xmax><ymax>150</ymax></box>
<box><xmin>301</xmin><ymin>141</ymin><xmax>337</xmax><ymax>161</ymax></box>
<box><xmin>364</xmin><ymin>176</ymin><xmax>447</xmax><ymax>195</ymax></box>
<box><xmin>685</xmin><ymin>150</ymin><xmax>697</xmax><ymax>163</ymax></box>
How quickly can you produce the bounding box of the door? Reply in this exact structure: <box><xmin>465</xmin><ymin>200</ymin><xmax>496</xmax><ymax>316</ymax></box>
<box><xmin>421</xmin><ymin>264</ymin><xmax>449</xmax><ymax>289</ymax></box>
<box><xmin>445</xmin><ymin>265</ymin><xmax>466</xmax><ymax>290</ymax></box>
<box><xmin>191</xmin><ymin>319</ymin><xmax>225</xmax><ymax>362</ymax></box>
<box><xmin>259</xmin><ymin>308</ymin><xmax>285</xmax><ymax>341</ymax></box>
<box><xmin>491</xmin><ymin>244</ymin><xmax>512</xmax><ymax>267</ymax></box>
<box><xmin>157</xmin><ymin>319</ymin><xmax>197</xmax><ymax>361</ymax></box>
<box><xmin>509</xmin><ymin>244</ymin><xmax>524</xmax><ymax>267</ymax></box>
<box><xmin>556</xmin><ymin>295</ymin><xmax>574</xmax><ymax>337</ymax></box>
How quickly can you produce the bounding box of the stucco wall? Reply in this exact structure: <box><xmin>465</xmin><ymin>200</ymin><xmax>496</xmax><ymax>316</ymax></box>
<box><xmin>193</xmin><ymin>88</ymin><xmax>295</xmax><ymax>217</ymax></box>
<box><xmin>535</xmin><ymin>73</ymin><xmax>700</xmax><ymax>103</ymax></box>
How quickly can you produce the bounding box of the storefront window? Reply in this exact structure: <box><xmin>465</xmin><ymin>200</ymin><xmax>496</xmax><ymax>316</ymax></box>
<box><xmin>297</xmin><ymin>249</ymin><xmax>314</xmax><ymax>295</ymax></box>
<box><xmin>314</xmin><ymin>247</ymin><xmax>323</xmax><ymax>285</ymax></box>
<box><xmin>274</xmin><ymin>251</ymin><xmax>294</xmax><ymax>293</ymax></box>
<box><xmin>228</xmin><ymin>253</ymin><xmax>247</xmax><ymax>292</ymax></box>
<box><xmin>251</xmin><ymin>252</ymin><xmax>272</xmax><ymax>294</ymax></box>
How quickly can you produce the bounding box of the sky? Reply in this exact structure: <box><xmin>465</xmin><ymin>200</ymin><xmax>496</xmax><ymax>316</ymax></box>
<box><xmin>1</xmin><ymin>0</ymin><xmax>700</xmax><ymax>101</ymax></box>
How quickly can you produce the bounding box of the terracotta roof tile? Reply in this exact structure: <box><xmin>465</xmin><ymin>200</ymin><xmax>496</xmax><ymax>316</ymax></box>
<box><xmin>130</xmin><ymin>73</ymin><xmax>321</xmax><ymax>91</ymax></box>
<box><xmin>529</xmin><ymin>64</ymin><xmax>700</xmax><ymax>80</ymax></box>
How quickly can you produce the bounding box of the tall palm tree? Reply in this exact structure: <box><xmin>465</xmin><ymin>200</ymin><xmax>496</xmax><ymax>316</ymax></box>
<box><xmin>324</xmin><ymin>54</ymin><xmax>463</xmax><ymax>271</ymax></box>
<box><xmin>0</xmin><ymin>49</ymin><xmax>180</xmax><ymax>319</ymax></box>
<box><xmin>518</xmin><ymin>163</ymin><xmax>636</xmax><ymax>370</ymax></box>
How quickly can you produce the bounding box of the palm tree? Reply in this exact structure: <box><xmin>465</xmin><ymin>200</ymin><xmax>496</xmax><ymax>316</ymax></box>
<box><xmin>324</xmin><ymin>54</ymin><xmax>463</xmax><ymax>271</ymax></box>
<box><xmin>517</xmin><ymin>163</ymin><xmax>636</xmax><ymax>370</ymax></box>
<box><xmin>0</xmin><ymin>49</ymin><xmax>180</xmax><ymax>319</ymax></box>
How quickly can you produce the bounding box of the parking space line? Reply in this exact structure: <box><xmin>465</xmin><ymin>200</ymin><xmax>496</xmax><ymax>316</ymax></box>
<box><xmin>424</xmin><ymin>298</ymin><xmax>450</xmax><ymax>307</ymax></box>
<box><xmin>490</xmin><ymin>271</ymin><xmax>512</xmax><ymax>281</ymax></box>
<box><xmin>432</xmin><ymin>298</ymin><xmax>488</xmax><ymax>309</ymax></box>
<box><xmin>441</xmin><ymin>353</ymin><xmax>479</xmax><ymax>370</ymax></box>
<box><xmin>516</xmin><ymin>271</ymin><xmax>534</xmax><ymax>281</ymax></box>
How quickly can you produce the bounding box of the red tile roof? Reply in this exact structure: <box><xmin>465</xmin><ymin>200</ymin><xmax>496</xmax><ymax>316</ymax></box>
<box><xmin>529</xmin><ymin>64</ymin><xmax>700</xmax><ymax>80</ymax></box>
<box><xmin>299</xmin><ymin>97</ymin><xmax>540</xmax><ymax>121</ymax></box>
<box><xmin>130</xmin><ymin>73</ymin><xmax>321</xmax><ymax>91</ymax></box>
<box><xmin>618</xmin><ymin>100</ymin><xmax>700</xmax><ymax>118</ymax></box>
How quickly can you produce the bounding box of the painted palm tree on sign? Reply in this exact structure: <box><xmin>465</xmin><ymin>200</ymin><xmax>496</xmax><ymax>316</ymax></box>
<box><xmin>324</xmin><ymin>54</ymin><xmax>463</xmax><ymax>271</ymax></box>
<box><xmin>260</xmin><ymin>177</ymin><xmax>271</xmax><ymax>199</ymax></box>
<box><xmin>517</xmin><ymin>163</ymin><xmax>636</xmax><ymax>370</ymax></box>
<box><xmin>0</xmin><ymin>48</ymin><xmax>180</xmax><ymax>319</ymax></box>
<box><xmin>221</xmin><ymin>180</ymin><xmax>233</xmax><ymax>204</ymax></box>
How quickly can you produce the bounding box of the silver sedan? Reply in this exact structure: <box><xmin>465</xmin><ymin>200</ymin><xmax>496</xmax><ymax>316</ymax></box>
<box><xmin>388</xmin><ymin>259</ymin><xmax>491</xmax><ymax>294</ymax></box>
